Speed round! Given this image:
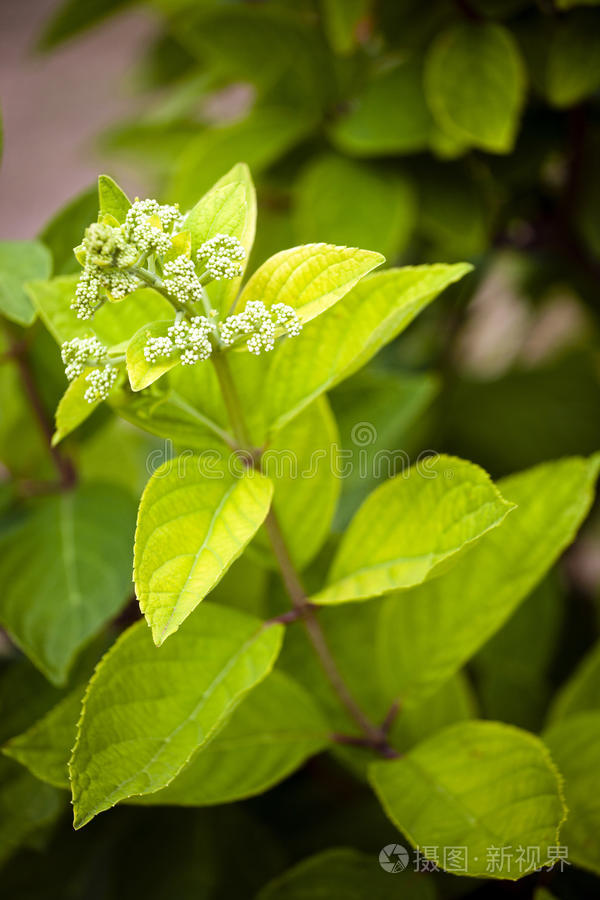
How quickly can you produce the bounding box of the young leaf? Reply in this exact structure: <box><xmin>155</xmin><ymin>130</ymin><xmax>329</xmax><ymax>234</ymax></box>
<box><xmin>257</xmin><ymin>848</ymin><xmax>435</xmax><ymax>900</ymax></box>
<box><xmin>265</xmin><ymin>264</ymin><xmax>471</xmax><ymax>434</ymax></box>
<box><xmin>39</xmin><ymin>185</ymin><xmax>98</xmax><ymax>275</ymax></box>
<box><xmin>97</xmin><ymin>174</ymin><xmax>131</xmax><ymax>223</ymax></box>
<box><xmin>184</xmin><ymin>162</ymin><xmax>256</xmax><ymax>314</ymax></box>
<box><xmin>236</xmin><ymin>243</ymin><xmax>385</xmax><ymax>326</ymax></box>
<box><xmin>544</xmin><ymin>712</ymin><xmax>600</xmax><ymax>874</ymax></box>
<box><xmin>369</xmin><ymin>721</ymin><xmax>566</xmax><ymax>879</ymax></box>
<box><xmin>28</xmin><ymin>276</ymin><xmax>172</xmax><ymax>345</ymax></box>
<box><xmin>377</xmin><ymin>454</ymin><xmax>600</xmax><ymax>709</ymax></box>
<box><xmin>0</xmin><ymin>240</ymin><xmax>52</xmax><ymax>326</ymax></box>
<box><xmin>311</xmin><ymin>455</ymin><xmax>513</xmax><ymax>606</ymax></box>
<box><xmin>0</xmin><ymin>485</ymin><xmax>136</xmax><ymax>684</ymax></box>
<box><xmin>424</xmin><ymin>22</ymin><xmax>526</xmax><ymax>153</ymax></box>
<box><xmin>134</xmin><ymin>455</ymin><xmax>274</xmax><ymax>644</ymax></box>
<box><xmin>126</xmin><ymin>320</ymin><xmax>180</xmax><ymax>391</ymax></box>
<box><xmin>53</xmin><ymin>368</ymin><xmax>121</xmax><ymax>445</ymax></box>
<box><xmin>69</xmin><ymin>606</ymin><xmax>283</xmax><ymax>828</ymax></box>
<box><xmin>136</xmin><ymin>671</ymin><xmax>330</xmax><ymax>806</ymax></box>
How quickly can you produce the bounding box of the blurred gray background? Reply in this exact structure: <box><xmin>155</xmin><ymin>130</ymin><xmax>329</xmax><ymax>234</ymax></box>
<box><xmin>0</xmin><ymin>0</ymin><xmax>156</xmax><ymax>238</ymax></box>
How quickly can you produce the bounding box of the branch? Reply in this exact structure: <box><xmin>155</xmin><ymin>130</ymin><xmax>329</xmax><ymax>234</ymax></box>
<box><xmin>211</xmin><ymin>350</ymin><xmax>398</xmax><ymax>758</ymax></box>
<box><xmin>3</xmin><ymin>324</ymin><xmax>76</xmax><ymax>491</ymax></box>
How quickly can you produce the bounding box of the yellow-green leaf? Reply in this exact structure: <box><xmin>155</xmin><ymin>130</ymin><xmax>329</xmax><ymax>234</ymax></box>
<box><xmin>69</xmin><ymin>606</ymin><xmax>283</xmax><ymax>827</ymax></box>
<box><xmin>237</xmin><ymin>243</ymin><xmax>384</xmax><ymax>326</ymax></box>
<box><xmin>134</xmin><ymin>456</ymin><xmax>273</xmax><ymax>644</ymax></box>
<box><xmin>369</xmin><ymin>721</ymin><xmax>566</xmax><ymax>879</ymax></box>
<box><xmin>311</xmin><ymin>455</ymin><xmax>513</xmax><ymax>606</ymax></box>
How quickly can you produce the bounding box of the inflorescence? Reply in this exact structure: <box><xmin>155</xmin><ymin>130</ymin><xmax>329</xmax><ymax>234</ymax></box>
<box><xmin>65</xmin><ymin>193</ymin><xmax>303</xmax><ymax>401</ymax></box>
<box><xmin>60</xmin><ymin>337</ymin><xmax>118</xmax><ymax>403</ymax></box>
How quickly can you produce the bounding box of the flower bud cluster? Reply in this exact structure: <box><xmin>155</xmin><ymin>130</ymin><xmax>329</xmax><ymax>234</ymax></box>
<box><xmin>197</xmin><ymin>234</ymin><xmax>246</xmax><ymax>280</ymax></box>
<box><xmin>72</xmin><ymin>200</ymin><xmax>184</xmax><ymax>320</ymax></box>
<box><xmin>73</xmin><ymin>224</ymin><xmax>143</xmax><ymax>319</ymax></box>
<box><xmin>83</xmin><ymin>366</ymin><xmax>118</xmax><ymax>403</ymax></box>
<box><xmin>61</xmin><ymin>337</ymin><xmax>107</xmax><ymax>381</ymax></box>
<box><xmin>219</xmin><ymin>301</ymin><xmax>302</xmax><ymax>355</ymax></box>
<box><xmin>144</xmin><ymin>316</ymin><xmax>213</xmax><ymax>366</ymax></box>
<box><xmin>123</xmin><ymin>200</ymin><xmax>184</xmax><ymax>256</ymax></box>
<box><xmin>163</xmin><ymin>257</ymin><xmax>205</xmax><ymax>307</ymax></box>
<box><xmin>60</xmin><ymin>337</ymin><xmax>117</xmax><ymax>403</ymax></box>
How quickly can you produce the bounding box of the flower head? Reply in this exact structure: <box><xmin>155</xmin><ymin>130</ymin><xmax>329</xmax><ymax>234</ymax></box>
<box><xmin>123</xmin><ymin>199</ymin><xmax>184</xmax><ymax>256</ymax></box>
<box><xmin>197</xmin><ymin>234</ymin><xmax>246</xmax><ymax>281</ymax></box>
<box><xmin>144</xmin><ymin>316</ymin><xmax>213</xmax><ymax>366</ymax></box>
<box><xmin>219</xmin><ymin>300</ymin><xmax>301</xmax><ymax>355</ymax></box>
<box><xmin>84</xmin><ymin>366</ymin><xmax>118</xmax><ymax>403</ymax></box>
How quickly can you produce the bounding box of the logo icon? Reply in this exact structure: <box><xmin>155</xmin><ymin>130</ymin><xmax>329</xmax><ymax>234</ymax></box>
<box><xmin>379</xmin><ymin>844</ymin><xmax>409</xmax><ymax>873</ymax></box>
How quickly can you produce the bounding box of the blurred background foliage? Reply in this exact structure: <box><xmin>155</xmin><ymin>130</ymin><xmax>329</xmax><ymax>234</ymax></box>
<box><xmin>1</xmin><ymin>0</ymin><xmax>600</xmax><ymax>896</ymax></box>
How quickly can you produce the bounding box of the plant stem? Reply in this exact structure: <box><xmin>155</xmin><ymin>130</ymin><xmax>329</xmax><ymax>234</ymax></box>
<box><xmin>3</xmin><ymin>325</ymin><xmax>76</xmax><ymax>491</ymax></box>
<box><xmin>128</xmin><ymin>266</ymin><xmax>195</xmax><ymax>316</ymax></box>
<box><xmin>210</xmin><ymin>350</ymin><xmax>397</xmax><ymax>756</ymax></box>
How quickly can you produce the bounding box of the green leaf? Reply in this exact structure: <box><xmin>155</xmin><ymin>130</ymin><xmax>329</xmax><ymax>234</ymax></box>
<box><xmin>134</xmin><ymin>455</ymin><xmax>273</xmax><ymax>644</ymax></box>
<box><xmin>256</xmin><ymin>397</ymin><xmax>340</xmax><ymax>570</ymax></box>
<box><xmin>264</xmin><ymin>264</ymin><xmax>471</xmax><ymax>434</ymax></box>
<box><xmin>5</xmin><ymin>671</ymin><xmax>328</xmax><ymax>804</ymax></box>
<box><xmin>472</xmin><ymin>576</ymin><xmax>563</xmax><ymax>731</ymax></box>
<box><xmin>369</xmin><ymin>721</ymin><xmax>566</xmax><ymax>879</ymax></box>
<box><xmin>69</xmin><ymin>605</ymin><xmax>283</xmax><ymax>828</ymax></box>
<box><xmin>238</xmin><ymin>243</ymin><xmax>384</xmax><ymax>327</ymax></box>
<box><xmin>331</xmin><ymin>60</ymin><xmax>433</xmax><ymax>156</ymax></box>
<box><xmin>137</xmin><ymin>670</ymin><xmax>330</xmax><ymax>806</ymax></box>
<box><xmin>0</xmin><ymin>485</ymin><xmax>136</xmax><ymax>684</ymax></box>
<box><xmin>417</xmin><ymin>164</ymin><xmax>490</xmax><ymax>258</ymax></box>
<box><xmin>556</xmin><ymin>0</ymin><xmax>600</xmax><ymax>7</ymax></box>
<box><xmin>170</xmin><ymin>108</ymin><xmax>311</xmax><ymax>215</ymax></box>
<box><xmin>126</xmin><ymin>320</ymin><xmax>180</xmax><ymax>391</ymax></box>
<box><xmin>377</xmin><ymin>455</ymin><xmax>600</xmax><ymax>709</ymax></box>
<box><xmin>257</xmin><ymin>847</ymin><xmax>435</xmax><ymax>900</ymax></box>
<box><xmin>39</xmin><ymin>185</ymin><xmax>98</xmax><ymax>275</ymax></box>
<box><xmin>544</xmin><ymin>712</ymin><xmax>600</xmax><ymax>874</ymax></box>
<box><xmin>330</xmin><ymin>369</ymin><xmax>439</xmax><ymax>527</ymax></box>
<box><xmin>311</xmin><ymin>455</ymin><xmax>513</xmax><ymax>606</ymax></box>
<box><xmin>0</xmin><ymin>241</ymin><xmax>52</xmax><ymax>326</ymax></box>
<box><xmin>545</xmin><ymin>12</ymin><xmax>600</xmax><ymax>107</ymax></box>
<box><xmin>547</xmin><ymin>640</ymin><xmax>600</xmax><ymax>724</ymax></box>
<box><xmin>293</xmin><ymin>154</ymin><xmax>416</xmax><ymax>260</ymax></box>
<box><xmin>0</xmin><ymin>757</ymin><xmax>63</xmax><ymax>867</ymax></box>
<box><xmin>97</xmin><ymin>174</ymin><xmax>131</xmax><ymax>223</ymax></box>
<box><xmin>425</xmin><ymin>22</ymin><xmax>526</xmax><ymax>153</ymax></box>
<box><xmin>4</xmin><ymin>685</ymin><xmax>85</xmax><ymax>789</ymax></box>
<box><xmin>52</xmin><ymin>368</ymin><xmax>119</xmax><ymax>445</ymax></box>
<box><xmin>28</xmin><ymin>276</ymin><xmax>173</xmax><ymax>345</ymax></box>
<box><xmin>183</xmin><ymin>162</ymin><xmax>256</xmax><ymax>315</ymax></box>
<box><xmin>37</xmin><ymin>0</ymin><xmax>133</xmax><ymax>49</ymax></box>
<box><xmin>321</xmin><ymin>0</ymin><xmax>370</xmax><ymax>55</ymax></box>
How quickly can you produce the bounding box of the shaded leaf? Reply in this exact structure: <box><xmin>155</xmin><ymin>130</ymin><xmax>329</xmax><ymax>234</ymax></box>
<box><xmin>369</xmin><ymin>721</ymin><xmax>566</xmax><ymax>879</ymax></box>
<box><xmin>0</xmin><ymin>485</ymin><xmax>136</xmax><ymax>684</ymax></box>
<box><xmin>69</xmin><ymin>605</ymin><xmax>283</xmax><ymax>827</ymax></box>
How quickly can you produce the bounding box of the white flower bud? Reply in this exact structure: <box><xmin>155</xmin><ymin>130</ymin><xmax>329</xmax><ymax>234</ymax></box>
<box><xmin>197</xmin><ymin>234</ymin><xmax>245</xmax><ymax>281</ymax></box>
